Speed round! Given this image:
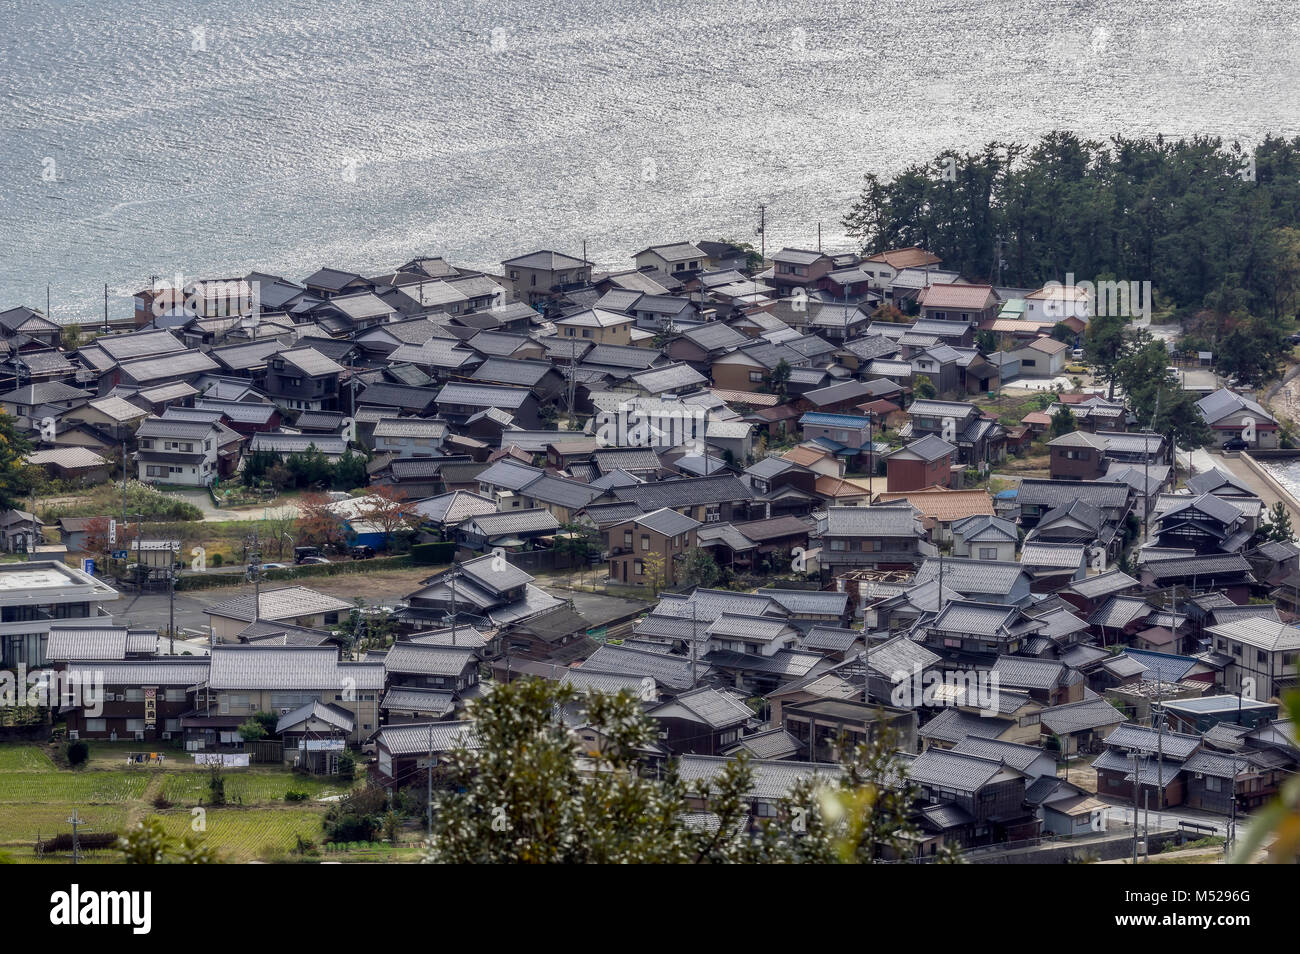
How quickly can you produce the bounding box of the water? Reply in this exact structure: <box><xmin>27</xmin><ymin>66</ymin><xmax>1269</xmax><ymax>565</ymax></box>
<box><xmin>1</xmin><ymin>0</ymin><xmax>1297</xmax><ymax>323</ymax></box>
<box><xmin>1262</xmin><ymin>458</ymin><xmax>1300</xmax><ymax>499</ymax></box>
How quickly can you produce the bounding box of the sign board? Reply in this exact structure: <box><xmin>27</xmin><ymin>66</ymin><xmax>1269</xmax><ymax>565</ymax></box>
<box><xmin>109</xmin><ymin>519</ymin><xmax>117</xmax><ymax>545</ymax></box>
<box><xmin>113</xmin><ymin>550</ymin><xmax>128</xmax><ymax>560</ymax></box>
<box><xmin>303</xmin><ymin>739</ymin><xmax>345</xmax><ymax>752</ymax></box>
<box><xmin>193</xmin><ymin>753</ymin><xmax>250</xmax><ymax>767</ymax></box>
<box><xmin>81</xmin><ymin>559</ymin><xmax>94</xmax><ymax>576</ymax></box>
<box><xmin>143</xmin><ymin>688</ymin><xmax>157</xmax><ymax>727</ymax></box>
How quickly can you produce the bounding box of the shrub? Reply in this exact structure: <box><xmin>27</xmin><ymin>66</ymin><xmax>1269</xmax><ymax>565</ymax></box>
<box><xmin>210</xmin><ymin>553</ymin><xmax>224</xmax><ymax>567</ymax></box>
<box><xmin>285</xmin><ymin>790</ymin><xmax>309</xmax><ymax>802</ymax></box>
<box><xmin>336</xmin><ymin>750</ymin><xmax>356</xmax><ymax>781</ymax></box>
<box><xmin>411</xmin><ymin>541</ymin><xmax>455</xmax><ymax>564</ymax></box>
<box><xmin>67</xmin><ymin>740</ymin><xmax>89</xmax><ymax>767</ymax></box>
<box><xmin>153</xmin><ymin>794</ymin><xmax>172</xmax><ymax>809</ymax></box>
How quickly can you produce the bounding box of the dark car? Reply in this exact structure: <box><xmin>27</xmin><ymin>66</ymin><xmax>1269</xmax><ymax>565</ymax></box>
<box><xmin>350</xmin><ymin>545</ymin><xmax>375</xmax><ymax>560</ymax></box>
<box><xmin>1223</xmin><ymin>438</ymin><xmax>1250</xmax><ymax>451</ymax></box>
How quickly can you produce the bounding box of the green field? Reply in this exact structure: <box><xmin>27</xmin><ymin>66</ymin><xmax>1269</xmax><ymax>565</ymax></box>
<box><xmin>0</xmin><ymin>742</ymin><xmax>358</xmax><ymax>863</ymax></box>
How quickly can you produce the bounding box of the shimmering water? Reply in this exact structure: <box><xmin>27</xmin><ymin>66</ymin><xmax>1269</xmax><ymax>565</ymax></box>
<box><xmin>1</xmin><ymin>0</ymin><xmax>1297</xmax><ymax>321</ymax></box>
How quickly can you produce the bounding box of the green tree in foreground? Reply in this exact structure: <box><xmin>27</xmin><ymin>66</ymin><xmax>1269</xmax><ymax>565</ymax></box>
<box><xmin>682</xmin><ymin>548</ymin><xmax>720</xmax><ymax>588</ymax></box>
<box><xmin>118</xmin><ymin>817</ymin><xmax>220</xmax><ymax>864</ymax></box>
<box><xmin>0</xmin><ymin>411</ymin><xmax>34</xmax><ymax>511</ymax></box>
<box><xmin>423</xmin><ymin>679</ymin><xmax>958</xmax><ymax>864</ymax></box>
<box><xmin>1263</xmin><ymin>501</ymin><xmax>1295</xmax><ymax>543</ymax></box>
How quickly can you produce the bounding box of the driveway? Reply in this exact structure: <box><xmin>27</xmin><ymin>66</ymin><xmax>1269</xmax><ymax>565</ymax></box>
<box><xmin>171</xmin><ymin>488</ymin><xmax>300</xmax><ymax>522</ymax></box>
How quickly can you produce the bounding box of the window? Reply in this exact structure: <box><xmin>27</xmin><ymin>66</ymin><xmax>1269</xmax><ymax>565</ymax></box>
<box><xmin>566</xmin><ymin>328</ymin><xmax>575</xmax><ymax>336</ymax></box>
<box><xmin>530</xmin><ymin>275</ymin><xmax>536</xmax><ymax>286</ymax></box>
<box><xmin>509</xmin><ymin>270</ymin><xmax>519</xmax><ymax>280</ymax></box>
<box><xmin>623</xmin><ymin>530</ymin><xmax>632</xmax><ymax>547</ymax></box>
<box><xmin>582</xmin><ymin>329</ymin><xmax>593</xmax><ymax>338</ymax></box>
<box><xmin>640</xmin><ymin>535</ymin><xmax>650</xmax><ymax>551</ymax></box>
<box><xmin>633</xmin><ymin>560</ymin><xmax>644</xmax><ymax>576</ymax></box>
<box><xmin>749</xmin><ymin>371</ymin><xmax>763</xmax><ymax>383</ymax></box>
<box><xmin>979</xmin><ymin>547</ymin><xmax>997</xmax><ymax>560</ymax></box>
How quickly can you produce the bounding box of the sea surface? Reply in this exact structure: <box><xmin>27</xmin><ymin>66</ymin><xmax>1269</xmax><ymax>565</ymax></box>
<box><xmin>1</xmin><ymin>0</ymin><xmax>1297</xmax><ymax>322</ymax></box>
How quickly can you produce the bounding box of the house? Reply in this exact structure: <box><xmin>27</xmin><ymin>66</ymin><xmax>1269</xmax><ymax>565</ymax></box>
<box><xmin>903</xmin><ymin>399</ymin><xmax>1004</xmax><ymax>466</ymax></box>
<box><xmin>1150</xmin><ymin>493</ymin><xmax>1255</xmax><ymax>554</ymax></box>
<box><xmin>783</xmin><ymin>698</ymin><xmax>918</xmax><ymax>762</ymax></box>
<box><xmin>274</xmin><ymin>701</ymin><xmax>356</xmax><ymax>772</ymax></box>
<box><xmin>1205</xmin><ymin>616</ymin><xmax>1300</xmax><ymax>702</ymax></box>
<box><xmin>633</xmin><ymin>243</ymin><xmax>707</xmax><ymax>275</ymax></box>
<box><xmin>647</xmin><ymin>686</ymin><xmax>755</xmax><ymax>755</ymax></box>
<box><xmin>1024</xmin><ymin>283</ymin><xmax>1091</xmax><ymax>324</ymax></box>
<box><xmin>875</xmin><ymin>488</ymin><xmax>994</xmax><ymax>544</ymax></box>
<box><xmin>610</xmin><ymin>474</ymin><xmax>753</xmax><ymax>525</ymax></box>
<box><xmin>1011</xmin><ymin>336</ymin><xmax>1069</xmax><ymax>377</ymax></box>
<box><xmin>457</xmin><ymin>508</ymin><xmax>561</xmax><ymax>553</ymax></box>
<box><xmin>370</xmin><ymin>418</ymin><xmax>448</xmax><ymax>459</ymax></box>
<box><xmin>134</xmin><ymin>416</ymin><xmax>222</xmax><ymax>486</ymax></box>
<box><xmin>501</xmin><ymin>250</ymin><xmax>592</xmax><ymax>306</ymax></box>
<box><xmin>204</xmin><ymin>586</ymin><xmax>355</xmax><ymax>642</ymax></box>
<box><xmin>820</xmin><ymin>506</ymin><xmax>931</xmax><ymax>574</ymax></box>
<box><xmin>1039</xmin><ymin>697</ymin><xmax>1128</xmax><ymax>757</ymax></box>
<box><xmin>1092</xmin><ymin>723</ymin><xmax>1201</xmax><ymax>807</ymax></box>
<box><xmin>885</xmin><ymin>434</ymin><xmax>957</xmax><ymax>491</ymax></box>
<box><xmin>769</xmin><ymin>248</ymin><xmax>835</xmax><ymax>296</ymax></box>
<box><xmin>397</xmin><ymin>554</ymin><xmax>564</xmax><ymax>630</ymax></box>
<box><xmin>435</xmin><ymin>381</ymin><xmax>541</xmax><ymax>428</ymax></box>
<box><xmin>264</xmin><ymin>348</ymin><xmax>344</xmax><ymax>412</ymax></box>
<box><xmin>917</xmin><ymin>283</ymin><xmax>998</xmax><ymax>324</ymax></box>
<box><xmin>0</xmin><ymin>560</ymin><xmax>121</xmax><ymax>669</ymax></box>
<box><xmin>950</xmin><ymin>514</ymin><xmax>1018</xmax><ymax>561</ymax></box>
<box><xmin>382</xmin><ymin>642</ymin><xmax>480</xmax><ymax>694</ymax></box>
<box><xmin>1015</xmin><ymin>478</ymin><xmax>1132</xmax><ymax>529</ymax></box>
<box><xmin>194</xmin><ymin>645</ymin><xmax>383</xmax><ymax>747</ymax></box>
<box><xmin>25</xmin><ymin>446</ymin><xmax>109</xmax><ymax>485</ymax></box>
<box><xmin>0</xmin><ymin>306</ymin><xmax>61</xmax><ymax>347</ymax></box>
<box><xmin>861</xmin><ymin>247</ymin><xmax>942</xmax><ymax>291</ymax></box>
<box><xmin>607</xmin><ymin>508</ymin><xmax>701</xmax><ymax>588</ymax></box>
<box><xmin>913</xmin><ymin>557</ymin><xmax>1033</xmax><ymax>607</ymax></box>
<box><xmin>62</xmin><ymin>658</ymin><xmax>209</xmax><ymax>742</ymax></box>
<box><xmin>904</xmin><ymin>747</ymin><xmax>1039</xmax><ymax>846</ymax></box>
<box><xmin>1195</xmin><ymin>388</ymin><xmax>1279</xmax><ymax>449</ymax></box>
<box><xmin>1047</xmin><ymin>431</ymin><xmax>1109</xmax><ymax>480</ymax></box>
<box><xmin>555</xmin><ymin>307</ymin><xmax>635</xmax><ymax>346</ymax></box>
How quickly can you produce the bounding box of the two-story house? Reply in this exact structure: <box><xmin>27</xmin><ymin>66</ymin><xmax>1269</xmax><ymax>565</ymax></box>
<box><xmin>264</xmin><ymin>347</ymin><xmax>344</xmax><ymax>412</ymax></box>
<box><xmin>607</xmin><ymin>507</ymin><xmax>702</xmax><ymax>588</ymax></box>
<box><xmin>500</xmin><ymin>250</ymin><xmax>592</xmax><ymax>306</ymax></box>
<box><xmin>820</xmin><ymin>505</ymin><xmax>931</xmax><ymax>574</ymax></box>
<box><xmin>135</xmin><ymin>416</ymin><xmax>221</xmax><ymax>486</ymax></box>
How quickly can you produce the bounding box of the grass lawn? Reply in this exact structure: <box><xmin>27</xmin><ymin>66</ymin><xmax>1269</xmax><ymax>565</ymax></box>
<box><xmin>0</xmin><ymin>741</ymin><xmax>356</xmax><ymax>863</ymax></box>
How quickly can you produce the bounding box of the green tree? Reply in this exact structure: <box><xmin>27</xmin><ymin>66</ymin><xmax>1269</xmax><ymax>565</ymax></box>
<box><xmin>768</xmin><ymin>359</ymin><xmax>793</xmax><ymax>403</ymax></box>
<box><xmin>60</xmin><ymin>323</ymin><xmax>82</xmax><ymax>351</ymax></box>
<box><xmin>238</xmin><ymin>718</ymin><xmax>268</xmax><ymax>742</ymax></box>
<box><xmin>1264</xmin><ymin>502</ymin><xmax>1295</xmax><ymax>543</ymax></box>
<box><xmin>0</xmin><ymin>411</ymin><xmax>34</xmax><ymax>510</ymax></box>
<box><xmin>681</xmin><ymin>548</ymin><xmax>720</xmax><ymax>588</ymax></box>
<box><xmin>1217</xmin><ymin>318</ymin><xmax>1286</xmax><ymax>388</ymax></box>
<box><xmin>423</xmin><ymin>680</ymin><xmax>956</xmax><ymax>864</ymax></box>
<box><xmin>1049</xmin><ymin>406</ymin><xmax>1076</xmax><ymax>438</ymax></box>
<box><xmin>913</xmin><ymin>375</ymin><xmax>936</xmax><ymax>400</ymax></box>
<box><xmin>332</xmin><ymin>449</ymin><xmax>368</xmax><ymax>490</ymax></box>
<box><xmin>118</xmin><ymin>817</ymin><xmax>220</xmax><ymax>864</ymax></box>
<box><xmin>1083</xmin><ymin>314</ymin><xmax>1129</xmax><ymax>400</ymax></box>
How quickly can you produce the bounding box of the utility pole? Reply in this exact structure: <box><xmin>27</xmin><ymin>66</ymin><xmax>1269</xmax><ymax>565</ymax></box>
<box><xmin>757</xmin><ymin>204</ymin><xmax>767</xmax><ymax>262</ymax></box>
<box><xmin>168</xmin><ymin>544</ymin><xmax>178</xmax><ymax>655</ymax></box>
<box><xmin>103</xmin><ymin>283</ymin><xmax>109</xmax><ymax>333</ymax></box>
<box><xmin>1131</xmin><ymin>747</ymin><xmax>1140</xmax><ymax>864</ymax></box>
<box><xmin>67</xmin><ymin>811</ymin><xmax>90</xmax><ymax>865</ymax></box>
<box><xmin>426</xmin><ymin>721</ymin><xmax>434</xmax><ymax>839</ymax></box>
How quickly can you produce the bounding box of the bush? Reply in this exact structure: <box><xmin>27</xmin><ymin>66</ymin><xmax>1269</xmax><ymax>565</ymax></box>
<box><xmin>67</xmin><ymin>740</ymin><xmax>89</xmax><ymax>767</ymax></box>
<box><xmin>411</xmin><ymin>541</ymin><xmax>455</xmax><ymax>564</ymax></box>
<box><xmin>153</xmin><ymin>794</ymin><xmax>172</xmax><ymax>809</ymax></box>
<box><xmin>336</xmin><ymin>750</ymin><xmax>356</xmax><ymax>781</ymax></box>
<box><xmin>210</xmin><ymin>552</ymin><xmax>224</xmax><ymax>567</ymax></box>
<box><xmin>285</xmin><ymin>790</ymin><xmax>309</xmax><ymax>802</ymax></box>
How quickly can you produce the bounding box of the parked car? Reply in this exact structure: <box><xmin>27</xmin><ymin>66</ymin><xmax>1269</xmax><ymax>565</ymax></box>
<box><xmin>293</xmin><ymin>545</ymin><xmax>323</xmax><ymax>565</ymax></box>
<box><xmin>299</xmin><ymin>556</ymin><xmax>330</xmax><ymax>565</ymax></box>
<box><xmin>1223</xmin><ymin>438</ymin><xmax>1250</xmax><ymax>451</ymax></box>
<box><xmin>1064</xmin><ymin>362</ymin><xmax>1089</xmax><ymax>374</ymax></box>
<box><xmin>1071</xmin><ymin>348</ymin><xmax>1085</xmax><ymax>361</ymax></box>
<box><xmin>350</xmin><ymin>545</ymin><xmax>375</xmax><ymax>560</ymax></box>
<box><xmin>259</xmin><ymin>563</ymin><xmax>288</xmax><ymax>570</ymax></box>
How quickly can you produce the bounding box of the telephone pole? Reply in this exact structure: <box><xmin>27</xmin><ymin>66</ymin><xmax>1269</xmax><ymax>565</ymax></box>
<box><xmin>757</xmin><ymin>204</ymin><xmax>767</xmax><ymax>262</ymax></box>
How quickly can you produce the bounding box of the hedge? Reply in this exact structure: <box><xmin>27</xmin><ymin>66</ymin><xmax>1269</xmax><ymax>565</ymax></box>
<box><xmin>173</xmin><ymin>555</ymin><xmax>417</xmax><ymax>591</ymax></box>
<box><xmin>410</xmin><ymin>541</ymin><xmax>456</xmax><ymax>564</ymax></box>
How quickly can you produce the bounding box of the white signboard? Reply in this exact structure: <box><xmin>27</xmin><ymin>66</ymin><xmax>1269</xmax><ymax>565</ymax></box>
<box><xmin>193</xmin><ymin>753</ymin><xmax>250</xmax><ymax>767</ymax></box>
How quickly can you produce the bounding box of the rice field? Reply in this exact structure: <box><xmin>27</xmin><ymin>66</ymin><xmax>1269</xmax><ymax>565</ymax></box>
<box><xmin>0</xmin><ymin>742</ymin><xmax>354</xmax><ymax>863</ymax></box>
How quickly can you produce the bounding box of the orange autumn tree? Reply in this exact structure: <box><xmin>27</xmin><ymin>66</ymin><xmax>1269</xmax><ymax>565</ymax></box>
<box><xmin>83</xmin><ymin>516</ymin><xmax>139</xmax><ymax>560</ymax></box>
<box><xmin>294</xmin><ymin>492</ymin><xmax>349</xmax><ymax>552</ymax></box>
<box><xmin>360</xmin><ymin>486</ymin><xmax>420</xmax><ymax>552</ymax></box>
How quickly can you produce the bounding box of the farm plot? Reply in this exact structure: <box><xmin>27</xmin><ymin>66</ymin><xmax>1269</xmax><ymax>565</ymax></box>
<box><xmin>155</xmin><ymin>807</ymin><xmax>326</xmax><ymax>862</ymax></box>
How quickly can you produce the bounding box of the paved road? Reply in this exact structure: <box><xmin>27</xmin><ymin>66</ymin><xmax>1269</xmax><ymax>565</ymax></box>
<box><xmin>1210</xmin><ymin>451</ymin><xmax>1300</xmax><ymax>527</ymax></box>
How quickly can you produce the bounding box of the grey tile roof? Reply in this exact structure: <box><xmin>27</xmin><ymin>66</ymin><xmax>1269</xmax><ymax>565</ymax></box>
<box><xmin>1040</xmin><ymin>697</ymin><xmax>1127</xmax><ymax>734</ymax></box>
<box><xmin>633</xmin><ymin>507</ymin><xmax>702</xmax><ymax>537</ymax></box>
<box><xmin>375</xmin><ymin>720</ymin><xmax>477</xmax><ymax>756</ymax></box>
<box><xmin>1102</xmin><ymin>723</ymin><xmax>1201</xmax><ymax>760</ymax></box>
<box><xmin>705</xmin><ymin>613</ymin><xmax>795</xmax><ymax>643</ymax></box>
<box><xmin>436</xmin><ymin>381</ymin><xmax>532</xmax><ymax>410</ymax></box>
<box><xmin>579</xmin><ymin>645</ymin><xmax>700</xmax><ymax>690</ymax></box>
<box><xmin>208</xmin><ymin>646</ymin><xmax>343</xmax><ymax>691</ymax></box>
<box><xmin>914</xmin><ymin>557</ymin><xmax>1026</xmax><ymax>596</ymax></box>
<box><xmin>463</xmin><ymin>508</ymin><xmax>560</xmax><ymax>536</ymax></box>
<box><xmin>205</xmin><ymin>586</ymin><xmax>354</xmax><ymax>623</ymax></box>
<box><xmin>825</xmin><ymin>505</ymin><xmax>924</xmax><ymax>537</ymax></box>
<box><xmin>63</xmin><ymin>658</ymin><xmax>210</xmax><ymax>686</ymax></box>
<box><xmin>676</xmin><ymin>754</ymin><xmax>842</xmax><ymax>801</ymax></box>
<box><xmin>379</xmin><ymin>687</ymin><xmax>456</xmax><ymax>714</ymax></box>
<box><xmin>612</xmin><ymin>475</ymin><xmax>751</xmax><ymax>510</ymax></box>
<box><xmin>45</xmin><ymin>625</ymin><xmax>134</xmax><ymax>661</ymax></box>
<box><xmin>382</xmin><ymin>643</ymin><xmax>477</xmax><ymax>677</ymax></box>
<box><xmin>651</xmin><ymin>686</ymin><xmax>754</xmax><ymax>728</ymax></box>
<box><xmin>906</xmin><ymin>746</ymin><xmax>1013</xmax><ymax>790</ymax></box>
<box><xmin>761</xmin><ymin>588</ymin><xmax>849</xmax><ymax>616</ymax></box>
